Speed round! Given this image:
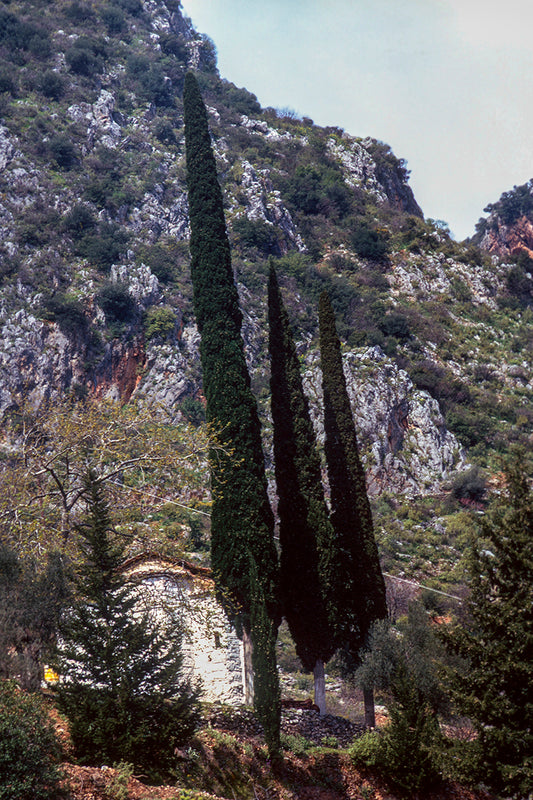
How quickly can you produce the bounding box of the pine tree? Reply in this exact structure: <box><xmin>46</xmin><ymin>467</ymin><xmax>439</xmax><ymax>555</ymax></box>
<box><xmin>55</xmin><ymin>472</ymin><xmax>200</xmax><ymax>781</ymax></box>
<box><xmin>444</xmin><ymin>456</ymin><xmax>533</xmax><ymax>798</ymax></box>
<box><xmin>318</xmin><ymin>290</ymin><xmax>387</xmax><ymax>724</ymax></box>
<box><xmin>268</xmin><ymin>266</ymin><xmax>335</xmax><ymax>713</ymax></box>
<box><xmin>183</xmin><ymin>72</ymin><xmax>278</xmax><ymax>635</ymax></box>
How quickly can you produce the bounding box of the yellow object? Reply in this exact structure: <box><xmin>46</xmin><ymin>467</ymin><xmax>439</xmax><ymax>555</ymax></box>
<box><xmin>44</xmin><ymin>667</ymin><xmax>59</xmax><ymax>683</ymax></box>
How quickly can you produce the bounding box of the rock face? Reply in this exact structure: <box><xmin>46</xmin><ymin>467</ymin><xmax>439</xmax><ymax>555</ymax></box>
<box><xmin>479</xmin><ymin>214</ymin><xmax>533</xmax><ymax>260</ymax></box>
<box><xmin>0</xmin><ymin>0</ymin><xmax>513</xmax><ymax>500</ymax></box>
<box><xmin>304</xmin><ymin>347</ymin><xmax>466</xmax><ymax>498</ymax></box>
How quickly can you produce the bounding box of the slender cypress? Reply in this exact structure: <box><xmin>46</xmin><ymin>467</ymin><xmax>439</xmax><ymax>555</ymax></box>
<box><xmin>183</xmin><ymin>72</ymin><xmax>278</xmax><ymax>630</ymax></box>
<box><xmin>318</xmin><ymin>290</ymin><xmax>387</xmax><ymax>720</ymax></box>
<box><xmin>268</xmin><ymin>266</ymin><xmax>336</xmax><ymax>713</ymax></box>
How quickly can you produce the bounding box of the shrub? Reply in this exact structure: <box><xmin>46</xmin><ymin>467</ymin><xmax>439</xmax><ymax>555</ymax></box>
<box><xmin>64</xmin><ymin>2</ymin><xmax>95</xmax><ymax>22</ymax></box>
<box><xmin>40</xmin><ymin>294</ymin><xmax>87</xmax><ymax>337</ymax></box>
<box><xmin>97</xmin><ymin>283</ymin><xmax>135</xmax><ymax>323</ymax></box>
<box><xmin>76</xmin><ymin>223</ymin><xmax>129</xmax><ymax>270</ymax></box>
<box><xmin>179</xmin><ymin>396</ymin><xmax>205</xmax><ymax>427</ymax></box>
<box><xmin>49</xmin><ymin>135</ymin><xmax>77</xmax><ymax>169</ymax></box>
<box><xmin>38</xmin><ymin>70</ymin><xmax>64</xmax><ymax>100</ymax></box>
<box><xmin>232</xmin><ymin>216</ymin><xmax>279</xmax><ymax>254</ymax></box>
<box><xmin>63</xmin><ymin>204</ymin><xmax>96</xmax><ymax>238</ymax></box>
<box><xmin>144</xmin><ymin>306</ymin><xmax>176</xmax><ymax>340</ymax></box>
<box><xmin>65</xmin><ymin>37</ymin><xmax>105</xmax><ymax>76</ymax></box>
<box><xmin>0</xmin><ymin>69</ymin><xmax>16</xmax><ymax>95</ymax></box>
<box><xmin>100</xmin><ymin>5</ymin><xmax>126</xmax><ymax>34</ymax></box>
<box><xmin>451</xmin><ymin>466</ymin><xmax>486</xmax><ymax>503</ymax></box>
<box><xmin>0</xmin><ymin>681</ymin><xmax>64</xmax><ymax>800</ymax></box>
<box><xmin>350</xmin><ymin>223</ymin><xmax>388</xmax><ymax>261</ymax></box>
<box><xmin>379</xmin><ymin>312</ymin><xmax>410</xmax><ymax>341</ymax></box>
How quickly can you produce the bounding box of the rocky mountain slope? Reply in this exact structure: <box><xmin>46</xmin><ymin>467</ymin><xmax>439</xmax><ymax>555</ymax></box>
<box><xmin>1</xmin><ymin>0</ymin><xmax>532</xmax><ymax>584</ymax></box>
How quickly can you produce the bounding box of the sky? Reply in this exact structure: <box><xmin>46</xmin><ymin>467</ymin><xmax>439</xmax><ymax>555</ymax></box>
<box><xmin>180</xmin><ymin>0</ymin><xmax>533</xmax><ymax>241</ymax></box>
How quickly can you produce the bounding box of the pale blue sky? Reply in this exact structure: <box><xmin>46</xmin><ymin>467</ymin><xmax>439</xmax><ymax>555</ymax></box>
<box><xmin>180</xmin><ymin>0</ymin><xmax>533</xmax><ymax>241</ymax></box>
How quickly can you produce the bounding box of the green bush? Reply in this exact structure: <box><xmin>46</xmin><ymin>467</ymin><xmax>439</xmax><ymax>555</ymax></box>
<box><xmin>350</xmin><ymin>223</ymin><xmax>388</xmax><ymax>261</ymax></box>
<box><xmin>97</xmin><ymin>283</ymin><xmax>135</xmax><ymax>323</ymax></box>
<box><xmin>63</xmin><ymin>204</ymin><xmax>96</xmax><ymax>238</ymax></box>
<box><xmin>0</xmin><ymin>69</ymin><xmax>16</xmax><ymax>95</ymax></box>
<box><xmin>49</xmin><ymin>135</ymin><xmax>77</xmax><ymax>169</ymax></box>
<box><xmin>144</xmin><ymin>306</ymin><xmax>176</xmax><ymax>340</ymax></box>
<box><xmin>38</xmin><ymin>70</ymin><xmax>64</xmax><ymax>100</ymax></box>
<box><xmin>40</xmin><ymin>294</ymin><xmax>87</xmax><ymax>337</ymax></box>
<box><xmin>101</xmin><ymin>5</ymin><xmax>126</xmax><ymax>34</ymax></box>
<box><xmin>0</xmin><ymin>681</ymin><xmax>64</xmax><ymax>800</ymax></box>
<box><xmin>76</xmin><ymin>223</ymin><xmax>129</xmax><ymax>270</ymax></box>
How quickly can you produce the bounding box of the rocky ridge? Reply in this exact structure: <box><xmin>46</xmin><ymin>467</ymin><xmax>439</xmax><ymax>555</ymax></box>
<box><xmin>0</xmin><ymin>0</ymin><xmax>531</xmax><ymax>499</ymax></box>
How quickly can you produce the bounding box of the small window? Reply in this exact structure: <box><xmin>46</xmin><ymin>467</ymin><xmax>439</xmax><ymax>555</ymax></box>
<box><xmin>214</xmin><ymin>632</ymin><xmax>221</xmax><ymax>649</ymax></box>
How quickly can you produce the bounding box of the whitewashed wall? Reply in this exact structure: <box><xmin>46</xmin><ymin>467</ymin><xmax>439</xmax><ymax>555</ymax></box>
<box><xmin>124</xmin><ymin>557</ymin><xmax>245</xmax><ymax>705</ymax></box>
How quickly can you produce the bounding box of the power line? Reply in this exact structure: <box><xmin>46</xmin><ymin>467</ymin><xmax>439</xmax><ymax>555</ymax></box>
<box><xmin>108</xmin><ymin>480</ymin><xmax>212</xmax><ymax>517</ymax></box>
<box><xmin>384</xmin><ymin>572</ymin><xmax>463</xmax><ymax>603</ymax></box>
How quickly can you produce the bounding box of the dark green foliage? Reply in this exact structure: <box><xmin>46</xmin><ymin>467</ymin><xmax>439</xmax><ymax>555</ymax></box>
<box><xmin>38</xmin><ymin>70</ymin><xmax>64</xmax><ymax>100</ymax></box>
<box><xmin>154</xmin><ymin>117</ymin><xmax>177</xmax><ymax>145</ymax></box>
<box><xmin>179</xmin><ymin>396</ymin><xmax>206</xmax><ymax>427</ymax></box>
<box><xmin>353</xmin><ymin>606</ymin><xmax>447</xmax><ymax>796</ymax></box>
<box><xmin>443</xmin><ymin>456</ymin><xmax>533</xmax><ymax>798</ymax></box>
<box><xmin>76</xmin><ymin>223</ymin><xmax>129</xmax><ymax>270</ymax></box>
<box><xmin>115</xmin><ymin>0</ymin><xmax>143</xmax><ymax>16</ymax></box>
<box><xmin>83</xmin><ymin>147</ymin><xmax>133</xmax><ymax>213</ymax></box>
<box><xmin>63</xmin><ymin>203</ymin><xmax>96</xmax><ymax>238</ymax></box>
<box><xmin>0</xmin><ymin>680</ymin><xmax>64</xmax><ymax>800</ymax></box>
<box><xmin>184</xmin><ymin>70</ymin><xmax>278</xmax><ymax>628</ymax></box>
<box><xmin>65</xmin><ymin>37</ymin><xmax>105</xmax><ymax>76</ymax></box>
<box><xmin>268</xmin><ymin>266</ymin><xmax>334</xmax><ymax>672</ymax></box>
<box><xmin>49</xmin><ymin>134</ymin><xmax>77</xmax><ymax>169</ymax></box>
<box><xmin>40</xmin><ymin>293</ymin><xmax>87</xmax><ymax>337</ymax></box>
<box><xmin>0</xmin><ymin>547</ymin><xmax>67</xmax><ymax>691</ymax></box>
<box><xmin>233</xmin><ymin>216</ymin><xmax>280</xmax><ymax>255</ymax></box>
<box><xmin>138</xmin><ymin>241</ymin><xmax>179</xmax><ymax>283</ymax></box>
<box><xmin>56</xmin><ymin>475</ymin><xmax>200</xmax><ymax>781</ymax></box>
<box><xmin>379</xmin><ymin>312</ymin><xmax>410</xmax><ymax>341</ymax></box>
<box><xmin>0</xmin><ymin>8</ymin><xmax>50</xmax><ymax>57</ymax></box>
<box><xmin>318</xmin><ymin>290</ymin><xmax>387</xmax><ymax>668</ymax></box>
<box><xmin>451</xmin><ymin>466</ymin><xmax>486</xmax><ymax>504</ymax></box>
<box><xmin>250</xmin><ymin>558</ymin><xmax>281</xmax><ymax>761</ymax></box>
<box><xmin>64</xmin><ymin>2</ymin><xmax>95</xmax><ymax>23</ymax></box>
<box><xmin>0</xmin><ymin>68</ymin><xmax>15</xmax><ymax>95</ymax></box>
<box><xmin>350</xmin><ymin>221</ymin><xmax>389</xmax><ymax>261</ymax></box>
<box><xmin>97</xmin><ymin>283</ymin><xmax>135</xmax><ymax>323</ymax></box>
<box><xmin>100</xmin><ymin>4</ymin><xmax>126</xmax><ymax>34</ymax></box>
<box><xmin>126</xmin><ymin>54</ymin><xmax>173</xmax><ymax>106</ymax></box>
<box><xmin>283</xmin><ymin>163</ymin><xmax>351</xmax><ymax>218</ymax></box>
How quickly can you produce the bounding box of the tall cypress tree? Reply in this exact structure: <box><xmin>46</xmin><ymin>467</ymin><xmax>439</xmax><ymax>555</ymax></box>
<box><xmin>318</xmin><ymin>290</ymin><xmax>387</xmax><ymax>724</ymax></box>
<box><xmin>183</xmin><ymin>73</ymin><xmax>280</xmax><ymax>744</ymax></box>
<box><xmin>183</xmin><ymin>72</ymin><xmax>278</xmax><ymax>625</ymax></box>
<box><xmin>268</xmin><ymin>266</ymin><xmax>336</xmax><ymax>714</ymax></box>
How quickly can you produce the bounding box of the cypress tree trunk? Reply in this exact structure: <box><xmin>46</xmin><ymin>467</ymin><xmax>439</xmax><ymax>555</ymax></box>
<box><xmin>268</xmin><ymin>266</ymin><xmax>336</xmax><ymax>711</ymax></box>
<box><xmin>313</xmin><ymin>659</ymin><xmax>326</xmax><ymax>716</ymax></box>
<box><xmin>183</xmin><ymin>72</ymin><xmax>279</xmax><ymax>635</ymax></box>
<box><xmin>318</xmin><ymin>290</ymin><xmax>387</xmax><ymax>714</ymax></box>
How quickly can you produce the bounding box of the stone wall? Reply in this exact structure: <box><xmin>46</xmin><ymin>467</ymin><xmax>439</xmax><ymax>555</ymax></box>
<box><xmin>123</xmin><ymin>555</ymin><xmax>245</xmax><ymax>705</ymax></box>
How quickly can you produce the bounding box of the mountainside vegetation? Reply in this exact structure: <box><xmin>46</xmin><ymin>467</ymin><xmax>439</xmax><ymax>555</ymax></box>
<box><xmin>0</xmin><ymin>0</ymin><xmax>532</xmax><ymax>796</ymax></box>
